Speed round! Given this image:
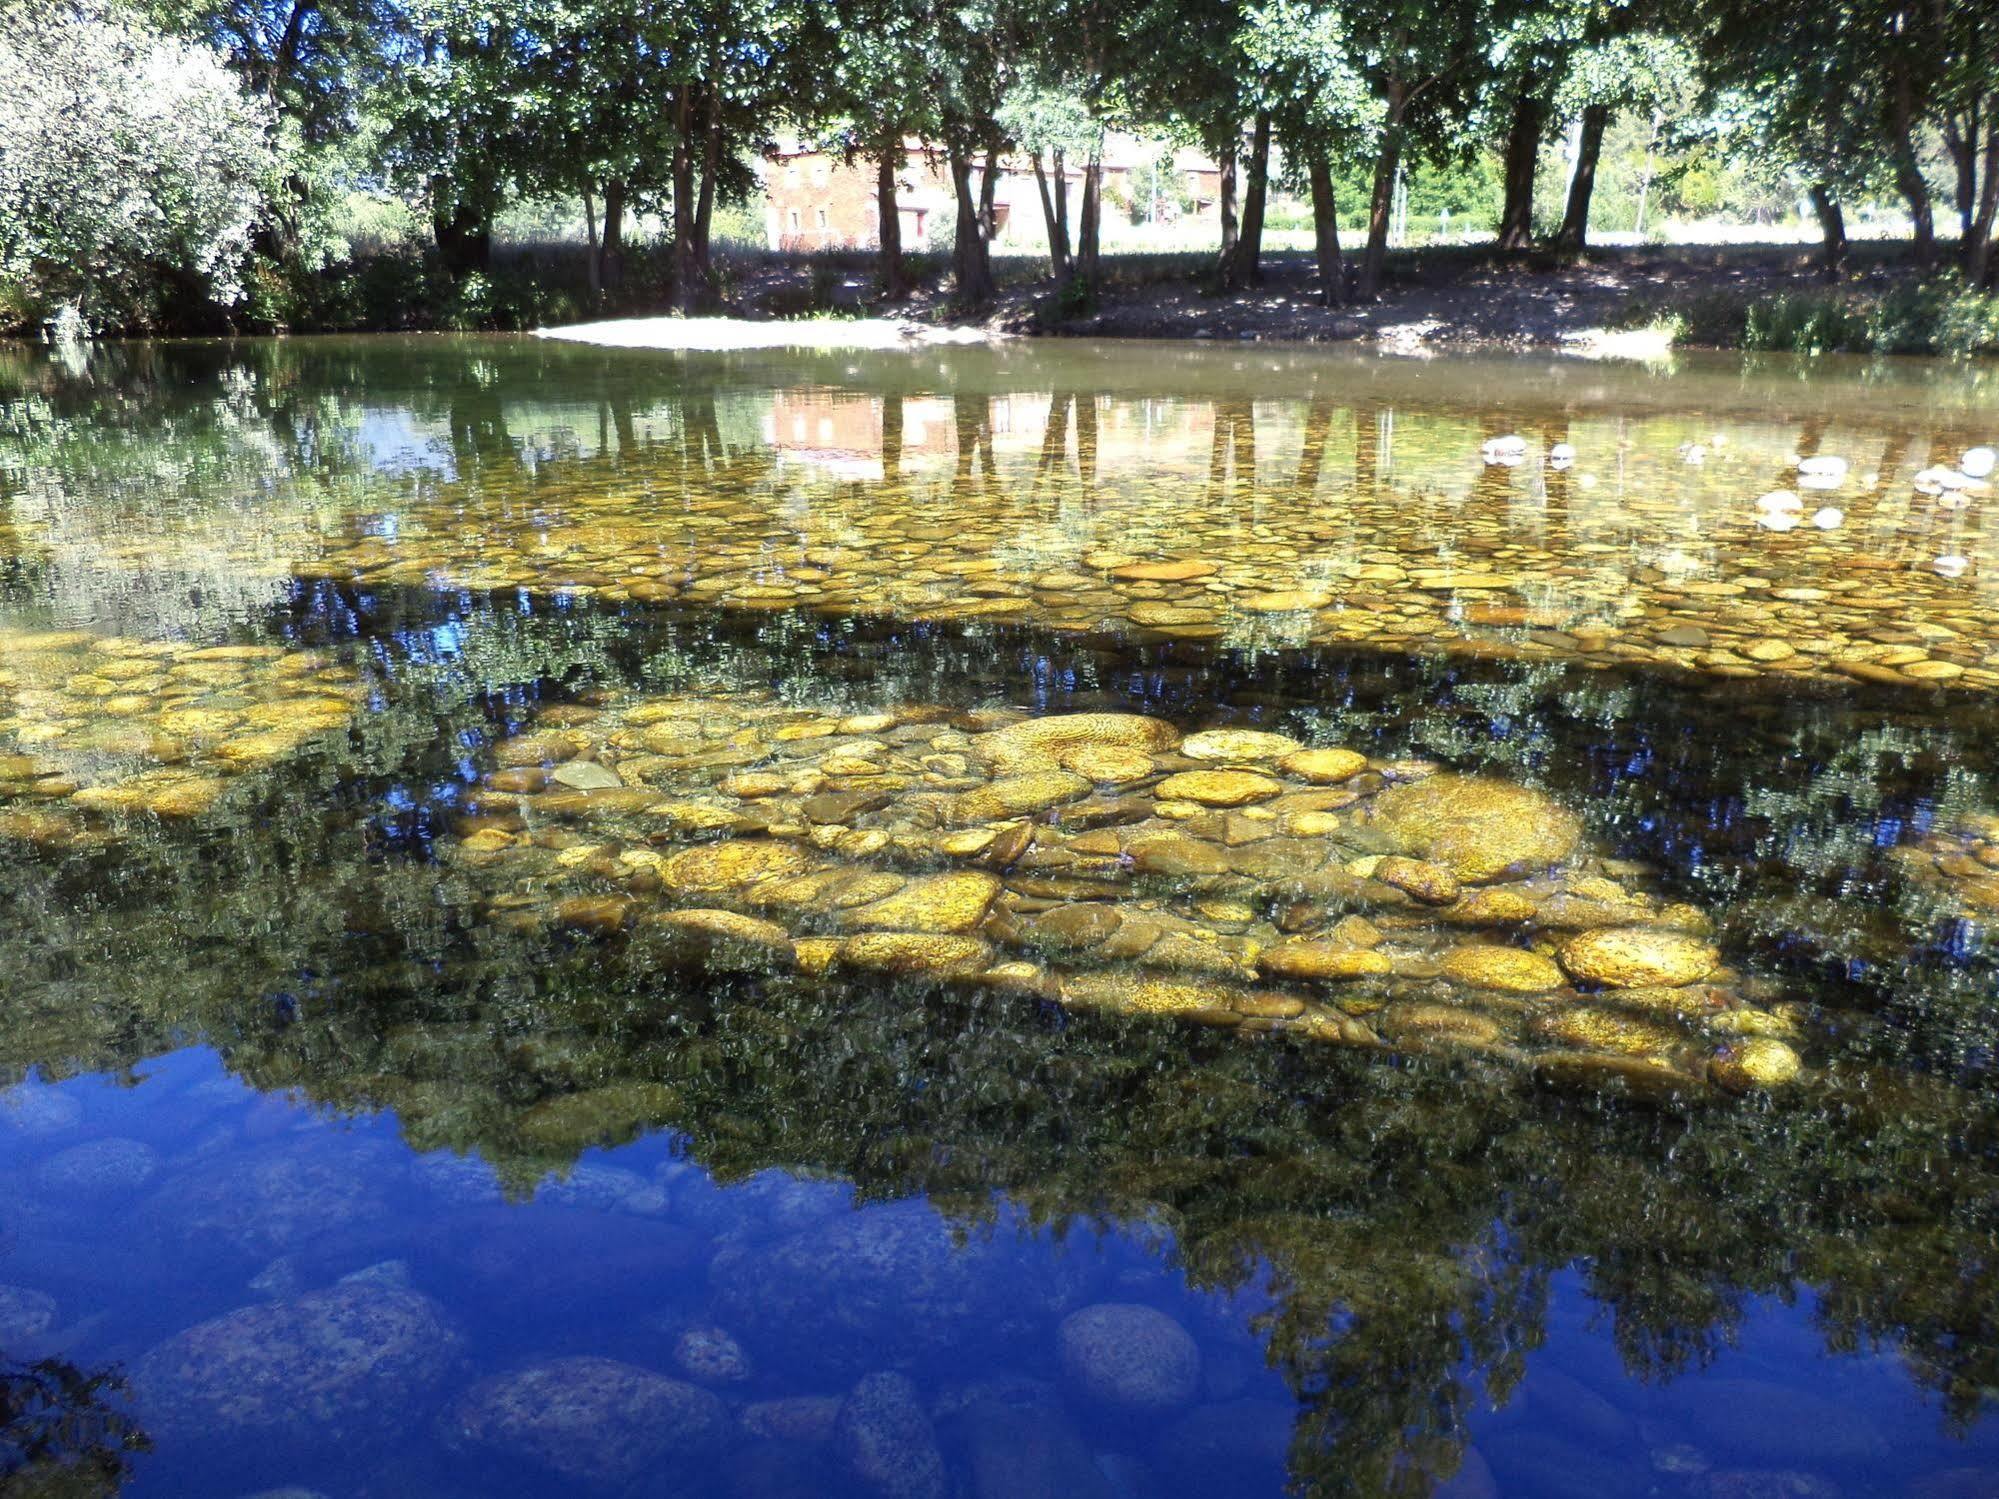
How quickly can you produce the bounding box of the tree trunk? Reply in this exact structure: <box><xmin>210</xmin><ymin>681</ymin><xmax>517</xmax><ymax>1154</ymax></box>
<box><xmin>1943</xmin><ymin>100</ymin><xmax>1986</xmax><ymax>243</ymax></box>
<box><xmin>1357</xmin><ymin>102</ymin><xmax>1406</xmax><ymax>299</ymax></box>
<box><xmin>949</xmin><ymin>148</ymin><xmax>995</xmax><ymax>305</ymax></box>
<box><xmin>877</xmin><ymin>144</ymin><xmax>908</xmax><ymax>299</ymax></box>
<box><xmin>1220</xmin><ymin>112</ymin><xmax>1271</xmax><ymax>290</ymax></box>
<box><xmin>978</xmin><ymin>144</ymin><xmax>1001</xmax><ymax>239</ymax></box>
<box><xmin>1970</xmin><ymin>123</ymin><xmax>1999</xmax><ymax>287</ymax></box>
<box><xmin>600</xmin><ymin>177</ymin><xmax>626</xmax><ymax>292</ymax></box>
<box><xmin>1076</xmin><ymin>149</ymin><xmax>1103</xmax><ymax>288</ymax></box>
<box><xmin>671</xmin><ymin>87</ymin><xmax>699</xmax><ymax>314</ymax></box>
<box><xmin>583</xmin><ymin>186</ymin><xmax>600</xmax><ymax>298</ymax></box>
<box><xmin>1553</xmin><ymin>103</ymin><xmax>1609</xmax><ymax>254</ymax></box>
<box><xmin>1808</xmin><ymin>182</ymin><xmax>1847</xmax><ymax>281</ymax></box>
<box><xmin>1032</xmin><ymin>150</ymin><xmax>1071</xmax><ymax>280</ymax></box>
<box><xmin>693</xmin><ymin>98</ymin><xmax>721</xmax><ymax>277</ymax></box>
<box><xmin>1497</xmin><ymin>92</ymin><xmax>1545</xmax><ymax>250</ymax></box>
<box><xmin>432</xmin><ymin>197</ymin><xmax>491</xmax><ymax>278</ymax></box>
<box><xmin>1308</xmin><ymin>153</ymin><xmax>1344</xmax><ymax>306</ymax></box>
<box><xmin>1216</xmin><ymin>134</ymin><xmax>1239</xmax><ymax>266</ymax></box>
<box><xmin>1889</xmin><ymin>69</ymin><xmax>1935</xmax><ymax>265</ymax></box>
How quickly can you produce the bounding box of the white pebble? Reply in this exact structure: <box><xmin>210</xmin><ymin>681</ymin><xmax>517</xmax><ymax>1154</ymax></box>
<box><xmin>1757</xmin><ymin>510</ymin><xmax>1800</xmax><ymax>531</ymax></box>
<box><xmin>1548</xmin><ymin>443</ymin><xmax>1576</xmax><ymax>470</ymax></box>
<box><xmin>1756</xmin><ymin>489</ymin><xmax>1803</xmax><ymax>513</ymax></box>
<box><xmin>1577</xmin><ymin>473</ymin><xmax>1599</xmax><ymax>490</ymax></box>
<box><xmin>1481</xmin><ymin>435</ymin><xmax>1527</xmax><ymax>466</ymax></box>
<box><xmin>1934</xmin><ymin>554</ymin><xmax>1971</xmax><ymax>578</ymax></box>
<box><xmin>1962</xmin><ymin>447</ymin><xmax>1996</xmax><ymax>479</ymax></box>
<box><xmin>1796</xmin><ymin>454</ymin><xmax>1848</xmax><ymax>479</ymax></box>
<box><xmin>1679</xmin><ymin>442</ymin><xmax>1707</xmax><ymax>466</ymax></box>
<box><xmin>1812</xmin><ymin>507</ymin><xmax>1844</xmax><ymax>529</ymax></box>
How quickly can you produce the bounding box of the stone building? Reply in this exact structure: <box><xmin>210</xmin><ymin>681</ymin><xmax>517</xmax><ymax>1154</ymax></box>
<box><xmin>761</xmin><ymin>136</ymin><xmax>1224</xmax><ymax>253</ymax></box>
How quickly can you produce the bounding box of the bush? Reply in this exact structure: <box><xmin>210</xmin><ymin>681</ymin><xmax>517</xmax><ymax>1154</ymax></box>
<box><xmin>0</xmin><ymin>0</ymin><xmax>276</xmax><ymax>332</ymax></box>
<box><xmin>1614</xmin><ymin>274</ymin><xmax>1999</xmax><ymax>358</ymax></box>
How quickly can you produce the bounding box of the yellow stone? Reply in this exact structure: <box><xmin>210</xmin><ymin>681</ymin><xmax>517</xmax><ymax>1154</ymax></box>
<box><xmin>1558</xmin><ymin>928</ymin><xmax>1719</xmax><ymax>988</ymax></box>
<box><xmin>662</xmin><ymin>840</ymin><xmax>813</xmax><ymax>894</ymax></box>
<box><xmin>953</xmin><ymin>771</ymin><xmax>1092</xmax><ymax>822</ymax></box>
<box><xmin>836</xmin><ymin>932</ymin><xmax>992</xmax><ymax>974</ymax></box>
<box><xmin>1367</xmin><ymin>774</ymin><xmax>1582</xmax><ymax>882</ymax></box>
<box><xmin>1110</xmin><ymin>559</ymin><xmax>1219</xmax><ymax>581</ymax></box>
<box><xmin>1536</xmin><ymin>1005</ymin><xmax>1686</xmax><ymax>1056</ymax></box>
<box><xmin>1059</xmin><ymin>972</ymin><xmax>1242</xmax><ymax>1017</ymax></box>
<box><xmin>1059</xmin><ymin>745</ymin><xmax>1156</xmax><ymax>782</ymax></box>
<box><xmin>1279</xmin><ymin>747</ymin><xmax>1368</xmax><ymax>784</ymax></box>
<box><xmin>1438</xmin><ymin>945</ymin><xmax>1565</xmax><ymax>993</ymax></box>
<box><xmin>843</xmin><ymin>872</ymin><xmax>1001</xmax><ymax>933</ymax></box>
<box><xmin>1241</xmin><ymin>590</ymin><xmax>1332</xmax><ymax>613</ymax></box>
<box><xmin>1179</xmin><ymin>729</ymin><xmax>1302</xmax><ymax>762</ymax></box>
<box><xmin>793</xmin><ymin>937</ymin><xmax>843</xmax><ymax>975</ymax></box>
<box><xmin>1153</xmin><ymin>770</ymin><xmax>1283</xmax><ymax>807</ymax></box>
<box><xmin>1257</xmin><ymin>942</ymin><xmax>1394</xmax><ymax>982</ymax></box>
<box><xmin>154</xmin><ymin>706</ymin><xmax>241</xmax><ymax>738</ymax></box>
<box><xmin>1709</xmin><ymin>1037</ymin><xmax>1802</xmax><ymax>1091</ymax></box>
<box><xmin>977</xmin><ymin>713</ymin><xmax>1181</xmax><ymax>772</ymax></box>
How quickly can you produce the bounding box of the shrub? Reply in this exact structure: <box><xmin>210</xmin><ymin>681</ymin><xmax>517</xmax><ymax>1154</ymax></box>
<box><xmin>0</xmin><ymin>0</ymin><xmax>276</xmax><ymax>333</ymax></box>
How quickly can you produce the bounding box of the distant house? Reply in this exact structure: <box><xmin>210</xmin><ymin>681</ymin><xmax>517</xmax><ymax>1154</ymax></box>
<box><xmin>761</xmin><ymin>136</ymin><xmax>1224</xmax><ymax>253</ymax></box>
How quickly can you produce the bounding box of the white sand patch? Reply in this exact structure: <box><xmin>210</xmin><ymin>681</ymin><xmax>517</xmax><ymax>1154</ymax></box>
<box><xmin>536</xmin><ymin>317</ymin><xmax>998</xmax><ymax>350</ymax></box>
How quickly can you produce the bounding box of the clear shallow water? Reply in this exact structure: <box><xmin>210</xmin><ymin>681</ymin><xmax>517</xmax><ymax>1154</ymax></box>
<box><xmin>0</xmin><ymin>336</ymin><xmax>1997</xmax><ymax>1498</ymax></box>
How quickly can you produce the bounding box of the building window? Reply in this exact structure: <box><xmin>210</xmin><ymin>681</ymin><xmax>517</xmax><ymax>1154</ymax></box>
<box><xmin>787</xmin><ymin>209</ymin><xmax>800</xmax><ymax>233</ymax></box>
<box><xmin>812</xmin><ymin>161</ymin><xmax>829</xmax><ymax>186</ymax></box>
<box><xmin>816</xmin><ymin>207</ymin><xmax>828</xmax><ymax>231</ymax></box>
<box><xmin>784</xmin><ymin>164</ymin><xmax>798</xmax><ymax>186</ymax></box>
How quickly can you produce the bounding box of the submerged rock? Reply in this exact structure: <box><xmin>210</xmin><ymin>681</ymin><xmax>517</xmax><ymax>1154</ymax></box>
<box><xmin>836</xmin><ymin>1371</ymin><xmax>946</xmax><ymax>1499</ymax></box>
<box><xmin>138</xmin><ymin>1285</ymin><xmax>460</xmax><ymax>1444</ymax></box>
<box><xmin>1366</xmin><ymin>775</ymin><xmax>1582</xmax><ymax>882</ymax></box>
<box><xmin>34</xmin><ymin>1135</ymin><xmax>159</xmax><ymax>1196</ymax></box>
<box><xmin>0</xmin><ymin>1284</ymin><xmax>58</xmax><ymax>1341</ymax></box>
<box><xmin>1558</xmin><ymin>928</ymin><xmax>1720</xmax><ymax>988</ymax></box>
<box><xmin>445</xmin><ymin>1355</ymin><xmax>729</xmax><ymax>1482</ymax></box>
<box><xmin>1058</xmin><ymin>1303</ymin><xmax>1202</xmax><ymax>1413</ymax></box>
<box><xmin>1709</xmin><ymin>1038</ymin><xmax>1803</xmax><ymax>1092</ymax></box>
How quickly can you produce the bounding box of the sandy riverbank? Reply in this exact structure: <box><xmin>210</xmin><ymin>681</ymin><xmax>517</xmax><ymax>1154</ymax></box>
<box><xmin>537</xmin><ymin>315</ymin><xmax>999</xmax><ymax>350</ymax></box>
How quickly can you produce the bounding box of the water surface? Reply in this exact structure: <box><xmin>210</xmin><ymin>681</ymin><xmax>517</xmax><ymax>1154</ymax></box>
<box><xmin>1</xmin><ymin>336</ymin><xmax>1996</xmax><ymax>1499</ymax></box>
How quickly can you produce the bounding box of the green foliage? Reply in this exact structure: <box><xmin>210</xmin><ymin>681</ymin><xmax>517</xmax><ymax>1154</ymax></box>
<box><xmin>1617</xmin><ymin>274</ymin><xmax>1999</xmax><ymax>357</ymax></box>
<box><xmin>0</xmin><ymin>0</ymin><xmax>277</xmax><ymax>332</ymax></box>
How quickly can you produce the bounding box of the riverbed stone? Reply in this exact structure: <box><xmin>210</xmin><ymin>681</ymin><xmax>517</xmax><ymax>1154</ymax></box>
<box><xmin>977</xmin><ymin>714</ymin><xmax>1181</xmax><ymax>772</ymax></box>
<box><xmin>1374</xmin><ymin>856</ymin><xmax>1462</xmax><ymax>904</ymax></box>
<box><xmin>1709</xmin><ymin>1038</ymin><xmax>1803</xmax><ymax>1092</ymax></box>
<box><xmin>675</xmin><ymin>1325</ymin><xmax>754</xmax><ymax>1384</ymax></box>
<box><xmin>844</xmin><ymin>871</ymin><xmax>1001</xmax><ymax>934</ymax></box>
<box><xmin>444</xmin><ymin>1355</ymin><xmax>728</xmax><ymax>1482</ymax></box>
<box><xmin>664</xmin><ymin>839</ymin><xmax>814</xmax><ymax>894</ymax></box>
<box><xmin>1180</xmin><ymin>729</ymin><xmax>1302</xmax><ymax>762</ymax></box>
<box><xmin>837</xmin><ymin>932</ymin><xmax>992</xmax><ymax>975</ymax></box>
<box><xmin>34</xmin><ymin>1136</ymin><xmax>160</xmax><ymax>1196</ymax></box>
<box><xmin>1059</xmin><ymin>1303</ymin><xmax>1202</xmax><ymax>1412</ymax></box>
<box><xmin>1439</xmin><ymin>945</ymin><xmax>1565</xmax><ymax>993</ymax></box>
<box><xmin>1154</xmin><ymin>769</ymin><xmax>1284</xmax><ymax>807</ymax></box>
<box><xmin>1558</xmin><ymin>928</ymin><xmax>1720</xmax><ymax>988</ymax></box>
<box><xmin>1257</xmin><ymin>942</ymin><xmax>1394</xmax><ymax>982</ymax></box>
<box><xmin>953</xmin><ymin>771</ymin><xmax>1093</xmax><ymax>822</ymax></box>
<box><xmin>1366</xmin><ymin>775</ymin><xmax>1582</xmax><ymax>881</ymax></box>
<box><xmin>138</xmin><ymin>1285</ymin><xmax>460</xmax><ymax>1445</ymax></box>
<box><xmin>836</xmin><ymin>1371</ymin><xmax>946</xmax><ymax>1499</ymax></box>
<box><xmin>1279</xmin><ymin>747</ymin><xmax>1369</xmax><ymax>784</ymax></box>
<box><xmin>0</xmin><ymin>1284</ymin><xmax>58</xmax><ymax>1341</ymax></box>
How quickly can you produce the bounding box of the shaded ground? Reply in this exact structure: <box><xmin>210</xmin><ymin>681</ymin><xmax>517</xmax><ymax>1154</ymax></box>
<box><xmin>702</xmin><ymin>241</ymin><xmax>1931</xmax><ymax>352</ymax></box>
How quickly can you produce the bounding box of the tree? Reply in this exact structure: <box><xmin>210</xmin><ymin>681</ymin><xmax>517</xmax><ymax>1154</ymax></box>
<box><xmin>1341</xmin><ymin>0</ymin><xmax>1507</xmax><ymax>296</ymax></box>
<box><xmin>1550</xmin><ymin>31</ymin><xmax>1694</xmax><ymax>252</ymax></box>
<box><xmin>0</xmin><ymin>0</ymin><xmax>277</xmax><ymax>331</ymax></box>
<box><xmin>1239</xmin><ymin>0</ymin><xmax>1379</xmax><ymax>305</ymax></box>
